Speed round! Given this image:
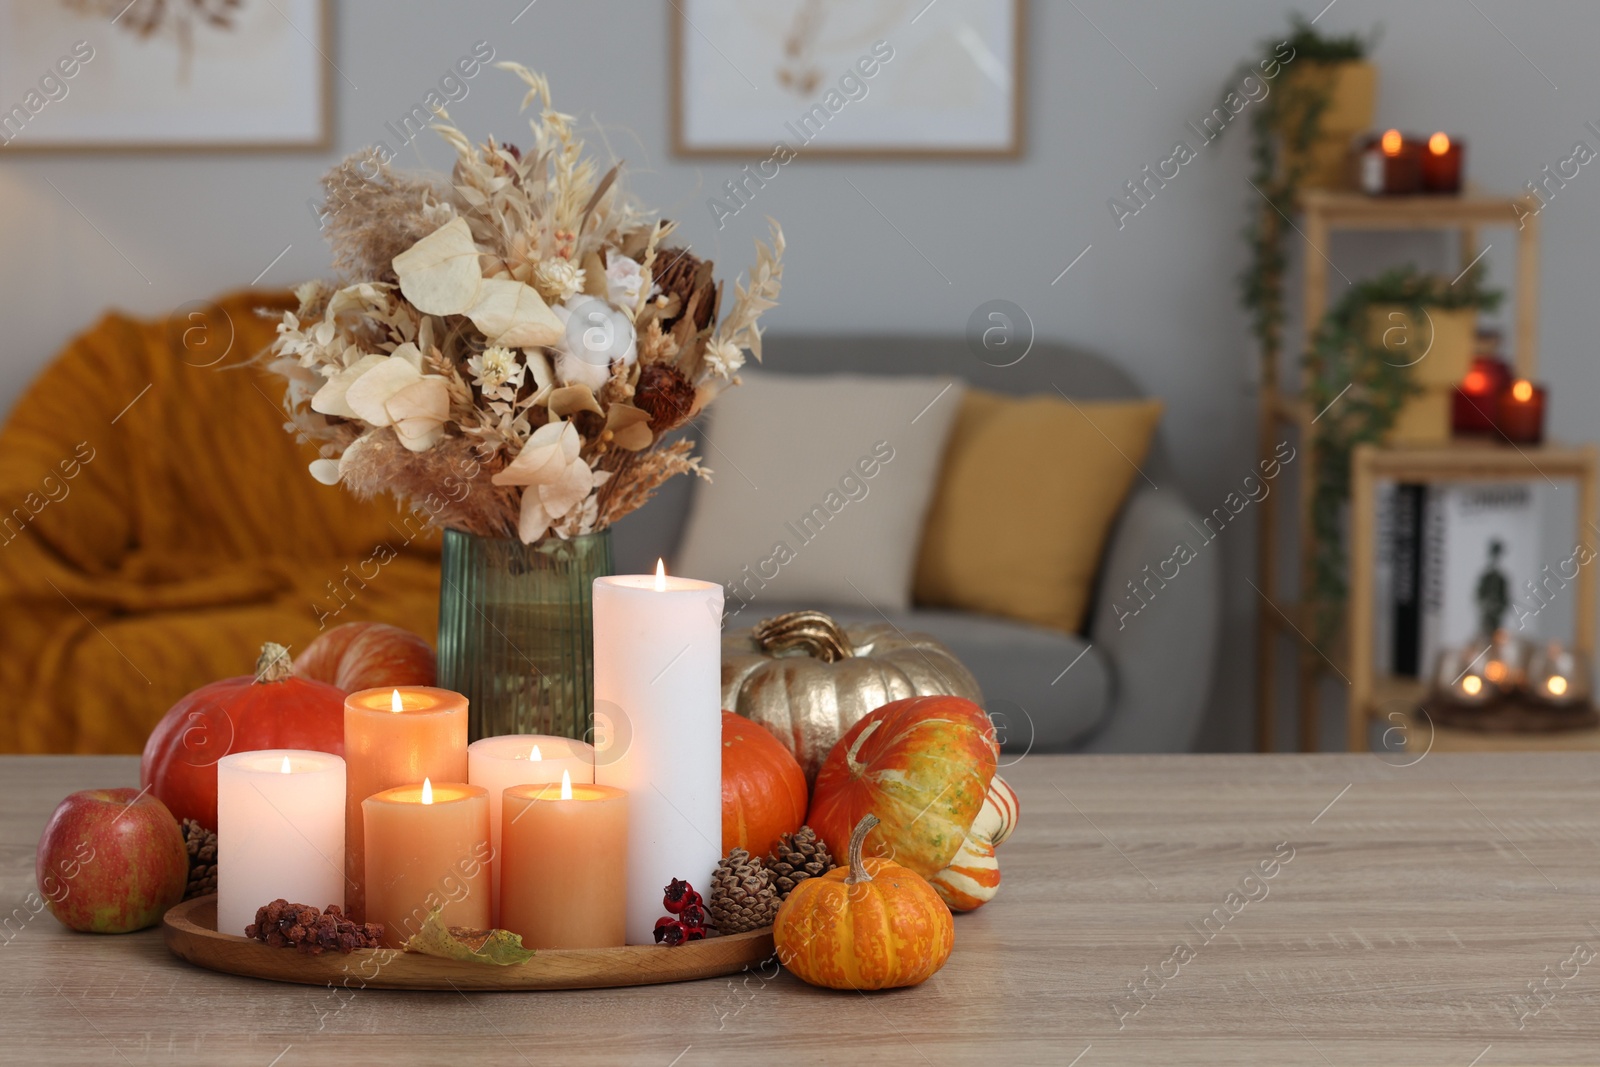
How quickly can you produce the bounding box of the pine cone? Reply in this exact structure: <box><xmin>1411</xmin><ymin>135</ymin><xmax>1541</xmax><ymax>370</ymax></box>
<box><xmin>182</xmin><ymin>818</ymin><xmax>218</xmax><ymax>900</ymax></box>
<box><xmin>709</xmin><ymin>849</ymin><xmax>778</xmax><ymax>934</ymax></box>
<box><xmin>764</xmin><ymin>826</ymin><xmax>835</xmax><ymax>900</ymax></box>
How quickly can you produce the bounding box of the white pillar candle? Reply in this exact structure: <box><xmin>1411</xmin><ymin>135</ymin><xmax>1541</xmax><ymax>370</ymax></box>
<box><xmin>593</xmin><ymin>564</ymin><xmax>724</xmax><ymax>943</ymax></box>
<box><xmin>467</xmin><ymin>734</ymin><xmax>595</xmax><ymax>923</ymax></box>
<box><xmin>217</xmin><ymin>749</ymin><xmax>346</xmax><ymax>938</ymax></box>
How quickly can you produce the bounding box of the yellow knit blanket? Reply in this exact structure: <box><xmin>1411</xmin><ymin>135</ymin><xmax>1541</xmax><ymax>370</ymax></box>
<box><xmin>0</xmin><ymin>290</ymin><xmax>440</xmax><ymax>753</ymax></box>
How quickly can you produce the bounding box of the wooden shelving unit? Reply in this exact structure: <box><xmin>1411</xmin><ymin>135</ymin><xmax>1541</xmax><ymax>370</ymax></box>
<box><xmin>1254</xmin><ymin>188</ymin><xmax>1557</xmax><ymax>752</ymax></box>
<box><xmin>1347</xmin><ymin>443</ymin><xmax>1599</xmax><ymax>753</ymax></box>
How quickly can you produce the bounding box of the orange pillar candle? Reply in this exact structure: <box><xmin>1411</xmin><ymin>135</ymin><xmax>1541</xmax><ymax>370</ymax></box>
<box><xmin>500</xmin><ymin>773</ymin><xmax>628</xmax><ymax>949</ymax></box>
<box><xmin>362</xmin><ymin>779</ymin><xmax>491</xmax><ymax>948</ymax></box>
<box><xmin>344</xmin><ymin>687</ymin><xmax>468</xmax><ymax>921</ymax></box>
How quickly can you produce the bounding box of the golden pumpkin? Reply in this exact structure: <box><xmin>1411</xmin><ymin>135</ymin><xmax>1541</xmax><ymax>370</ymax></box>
<box><xmin>773</xmin><ymin>814</ymin><xmax>955</xmax><ymax>990</ymax></box>
<box><xmin>722</xmin><ymin>610</ymin><xmax>983</xmax><ymax>783</ymax></box>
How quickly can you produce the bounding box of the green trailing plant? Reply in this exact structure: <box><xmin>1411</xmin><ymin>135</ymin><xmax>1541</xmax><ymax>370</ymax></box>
<box><xmin>1302</xmin><ymin>266</ymin><xmax>1503</xmax><ymax>638</ymax></box>
<box><xmin>1226</xmin><ymin>15</ymin><xmax>1378</xmax><ymax>376</ymax></box>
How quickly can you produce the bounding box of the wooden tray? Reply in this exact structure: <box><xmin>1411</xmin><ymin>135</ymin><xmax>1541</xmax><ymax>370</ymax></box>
<box><xmin>162</xmin><ymin>896</ymin><xmax>774</xmax><ymax>991</ymax></box>
<box><xmin>1427</xmin><ymin>694</ymin><xmax>1599</xmax><ymax>733</ymax></box>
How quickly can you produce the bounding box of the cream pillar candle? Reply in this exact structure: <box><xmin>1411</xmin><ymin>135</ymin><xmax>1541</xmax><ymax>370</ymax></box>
<box><xmin>593</xmin><ymin>562</ymin><xmax>724</xmax><ymax>944</ymax></box>
<box><xmin>216</xmin><ymin>749</ymin><xmax>346</xmax><ymax>937</ymax></box>
<box><xmin>466</xmin><ymin>734</ymin><xmax>595</xmax><ymax>923</ymax></box>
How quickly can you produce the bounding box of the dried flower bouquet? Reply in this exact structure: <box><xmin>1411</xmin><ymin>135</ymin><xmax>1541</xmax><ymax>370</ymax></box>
<box><xmin>267</xmin><ymin>63</ymin><xmax>783</xmax><ymax>543</ymax></box>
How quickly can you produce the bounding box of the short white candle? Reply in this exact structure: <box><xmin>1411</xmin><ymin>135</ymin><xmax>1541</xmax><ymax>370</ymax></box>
<box><xmin>467</xmin><ymin>734</ymin><xmax>595</xmax><ymax>923</ymax></box>
<box><xmin>593</xmin><ymin>562</ymin><xmax>724</xmax><ymax>943</ymax></box>
<box><xmin>217</xmin><ymin>749</ymin><xmax>346</xmax><ymax>937</ymax></box>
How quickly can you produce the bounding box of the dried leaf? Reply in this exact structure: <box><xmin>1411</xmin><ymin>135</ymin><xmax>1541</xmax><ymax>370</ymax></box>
<box><xmin>345</xmin><ymin>357</ymin><xmax>422</xmax><ymax>427</ymax></box>
<box><xmin>310</xmin><ymin>354</ymin><xmax>387</xmax><ymax>419</ymax></box>
<box><xmin>403</xmin><ymin>907</ymin><xmax>535</xmax><ymax>966</ymax></box>
<box><xmin>393</xmin><ymin>218</ymin><xmax>483</xmax><ymax>316</ymax></box>
<box><xmin>468</xmin><ymin>278</ymin><xmax>563</xmax><ymax>347</ymax></box>
<box><xmin>605</xmin><ymin>403</ymin><xmax>653</xmax><ymax>451</ymax></box>
<box><xmin>547</xmin><ymin>384</ymin><xmax>603</xmax><ymax>417</ymax></box>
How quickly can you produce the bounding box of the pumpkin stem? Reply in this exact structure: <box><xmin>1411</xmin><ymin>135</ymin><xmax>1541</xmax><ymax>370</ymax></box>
<box><xmin>844</xmin><ymin>813</ymin><xmax>880</xmax><ymax>885</ymax></box>
<box><xmin>754</xmin><ymin>610</ymin><xmax>852</xmax><ymax>663</ymax></box>
<box><xmin>255</xmin><ymin>642</ymin><xmax>295</xmax><ymax>684</ymax></box>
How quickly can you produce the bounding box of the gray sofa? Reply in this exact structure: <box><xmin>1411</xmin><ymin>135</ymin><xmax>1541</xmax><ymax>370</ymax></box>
<box><xmin>611</xmin><ymin>336</ymin><xmax>1221</xmax><ymax>754</ymax></box>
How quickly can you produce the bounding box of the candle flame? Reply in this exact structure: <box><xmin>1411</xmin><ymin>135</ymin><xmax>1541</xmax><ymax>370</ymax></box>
<box><xmin>1485</xmin><ymin>661</ymin><xmax>1507</xmax><ymax>683</ymax></box>
<box><xmin>561</xmin><ymin>769</ymin><xmax>572</xmax><ymax>800</ymax></box>
<box><xmin>1428</xmin><ymin>131</ymin><xmax>1450</xmax><ymax>155</ymax></box>
<box><xmin>1381</xmin><ymin>128</ymin><xmax>1403</xmax><ymax>156</ymax></box>
<box><xmin>1549</xmin><ymin>675</ymin><xmax>1569</xmax><ymax>697</ymax></box>
<box><xmin>391</xmin><ymin>689</ymin><xmax>403</xmax><ymax>713</ymax></box>
<box><xmin>1512</xmin><ymin>379</ymin><xmax>1535</xmax><ymax>402</ymax></box>
<box><xmin>655</xmin><ymin>558</ymin><xmax>667</xmax><ymax>592</ymax></box>
<box><xmin>530</xmin><ymin>744</ymin><xmax>542</xmax><ymax>762</ymax></box>
<box><xmin>1463</xmin><ymin>369</ymin><xmax>1488</xmax><ymax>393</ymax></box>
<box><xmin>1462</xmin><ymin>674</ymin><xmax>1484</xmax><ymax>696</ymax></box>
<box><xmin>280</xmin><ymin>755</ymin><xmax>292</xmax><ymax>774</ymax></box>
<box><xmin>421</xmin><ymin>777</ymin><xmax>433</xmax><ymax>805</ymax></box>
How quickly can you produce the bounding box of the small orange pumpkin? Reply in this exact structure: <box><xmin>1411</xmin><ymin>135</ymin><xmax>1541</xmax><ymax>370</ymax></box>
<box><xmin>773</xmin><ymin>814</ymin><xmax>954</xmax><ymax>990</ymax></box>
<box><xmin>722</xmin><ymin>711</ymin><xmax>808</xmax><ymax>856</ymax></box>
<box><xmin>808</xmin><ymin>695</ymin><xmax>997</xmax><ymax>878</ymax></box>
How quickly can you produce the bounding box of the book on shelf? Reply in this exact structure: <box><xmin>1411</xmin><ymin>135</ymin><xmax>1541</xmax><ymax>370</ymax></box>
<box><xmin>1376</xmin><ymin>482</ymin><xmax>1542</xmax><ymax>679</ymax></box>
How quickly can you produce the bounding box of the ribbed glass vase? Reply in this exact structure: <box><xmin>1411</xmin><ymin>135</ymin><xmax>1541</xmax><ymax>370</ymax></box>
<box><xmin>436</xmin><ymin>528</ymin><xmax>613</xmax><ymax>742</ymax></box>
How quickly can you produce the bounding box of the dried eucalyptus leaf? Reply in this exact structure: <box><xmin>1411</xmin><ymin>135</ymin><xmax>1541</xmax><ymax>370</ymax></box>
<box><xmin>468</xmin><ymin>278</ymin><xmax>563</xmax><ymax>347</ymax></box>
<box><xmin>394</xmin><ymin>217</ymin><xmax>483</xmax><ymax>316</ymax></box>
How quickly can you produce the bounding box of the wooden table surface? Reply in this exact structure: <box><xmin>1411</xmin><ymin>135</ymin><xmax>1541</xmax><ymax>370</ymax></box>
<box><xmin>3</xmin><ymin>753</ymin><xmax>1598</xmax><ymax>1066</ymax></box>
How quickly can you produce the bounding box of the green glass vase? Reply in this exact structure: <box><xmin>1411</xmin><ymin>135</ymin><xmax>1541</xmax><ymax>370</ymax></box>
<box><xmin>436</xmin><ymin>528</ymin><xmax>614</xmax><ymax>742</ymax></box>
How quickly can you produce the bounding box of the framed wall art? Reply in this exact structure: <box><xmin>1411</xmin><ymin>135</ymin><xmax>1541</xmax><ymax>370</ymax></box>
<box><xmin>0</xmin><ymin>0</ymin><xmax>331</xmax><ymax>152</ymax></box>
<box><xmin>671</xmin><ymin>0</ymin><xmax>1024</xmax><ymax>160</ymax></box>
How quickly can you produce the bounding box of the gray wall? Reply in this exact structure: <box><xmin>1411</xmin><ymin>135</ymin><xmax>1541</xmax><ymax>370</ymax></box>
<box><xmin>3</xmin><ymin>0</ymin><xmax>1596</xmax><ymax>751</ymax></box>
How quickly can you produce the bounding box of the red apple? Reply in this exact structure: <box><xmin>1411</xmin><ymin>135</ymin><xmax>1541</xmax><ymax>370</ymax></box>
<box><xmin>36</xmin><ymin>788</ymin><xmax>188</xmax><ymax>934</ymax></box>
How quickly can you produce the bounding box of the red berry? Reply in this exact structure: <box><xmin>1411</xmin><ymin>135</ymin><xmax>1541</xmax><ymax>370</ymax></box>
<box><xmin>663</xmin><ymin>878</ymin><xmax>699</xmax><ymax>914</ymax></box>
<box><xmin>654</xmin><ymin>917</ymin><xmax>688</xmax><ymax>946</ymax></box>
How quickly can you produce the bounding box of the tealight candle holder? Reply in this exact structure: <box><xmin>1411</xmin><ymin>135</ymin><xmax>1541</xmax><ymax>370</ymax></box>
<box><xmin>1421</xmin><ymin>132</ymin><xmax>1464</xmax><ymax>193</ymax></box>
<box><xmin>1359</xmin><ymin>129</ymin><xmax>1422</xmax><ymax>195</ymax></box>
<box><xmin>1527</xmin><ymin>642</ymin><xmax>1591</xmax><ymax>707</ymax></box>
<box><xmin>1435</xmin><ymin>646</ymin><xmax>1497</xmax><ymax>706</ymax></box>
<box><xmin>1498</xmin><ymin>379</ymin><xmax>1547</xmax><ymax>444</ymax></box>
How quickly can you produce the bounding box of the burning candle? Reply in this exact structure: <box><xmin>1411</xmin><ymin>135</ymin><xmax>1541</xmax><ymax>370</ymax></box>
<box><xmin>1528</xmin><ymin>642</ymin><xmax>1590</xmax><ymax>707</ymax></box>
<box><xmin>1421</xmin><ymin>132</ymin><xmax>1464</xmax><ymax>193</ymax></box>
<box><xmin>593</xmin><ymin>560</ymin><xmax>723</xmax><ymax>943</ymax></box>
<box><xmin>1360</xmin><ymin>128</ymin><xmax>1422</xmax><ymax>195</ymax></box>
<box><xmin>1452</xmin><ymin>354</ymin><xmax>1511</xmax><ymax>436</ymax></box>
<box><xmin>344</xmin><ymin>687</ymin><xmax>468</xmax><ymax>921</ymax></box>
<box><xmin>500</xmin><ymin>772</ymin><xmax>628</xmax><ymax>949</ymax></box>
<box><xmin>1498</xmin><ymin>379</ymin><xmax>1547</xmax><ymax>444</ymax></box>
<box><xmin>216</xmin><ymin>750</ymin><xmax>345</xmax><ymax>937</ymax></box>
<box><xmin>467</xmin><ymin>734</ymin><xmax>595</xmax><ymax>923</ymax></box>
<box><xmin>362</xmin><ymin>778</ymin><xmax>491</xmax><ymax>948</ymax></box>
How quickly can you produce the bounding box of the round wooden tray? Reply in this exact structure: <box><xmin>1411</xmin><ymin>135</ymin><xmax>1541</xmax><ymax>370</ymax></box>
<box><xmin>162</xmin><ymin>896</ymin><xmax>774</xmax><ymax>991</ymax></box>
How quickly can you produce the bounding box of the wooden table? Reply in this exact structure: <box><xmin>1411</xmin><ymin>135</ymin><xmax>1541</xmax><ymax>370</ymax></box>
<box><xmin>4</xmin><ymin>754</ymin><xmax>1598</xmax><ymax>1065</ymax></box>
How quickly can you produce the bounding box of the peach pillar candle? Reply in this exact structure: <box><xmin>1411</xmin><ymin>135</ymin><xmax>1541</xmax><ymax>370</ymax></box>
<box><xmin>344</xmin><ymin>687</ymin><xmax>468</xmax><ymax>921</ymax></box>
<box><xmin>216</xmin><ymin>750</ymin><xmax>345</xmax><ymax>937</ymax></box>
<box><xmin>362</xmin><ymin>779</ymin><xmax>490</xmax><ymax>949</ymax></box>
<box><xmin>593</xmin><ymin>562</ymin><xmax>723</xmax><ymax>943</ymax></box>
<box><xmin>466</xmin><ymin>734</ymin><xmax>595</xmax><ymax>924</ymax></box>
<box><xmin>500</xmin><ymin>773</ymin><xmax>627</xmax><ymax>949</ymax></box>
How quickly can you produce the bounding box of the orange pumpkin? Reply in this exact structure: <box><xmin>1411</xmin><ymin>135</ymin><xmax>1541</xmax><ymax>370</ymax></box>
<box><xmin>808</xmin><ymin>695</ymin><xmax>997</xmax><ymax>878</ymax></box>
<box><xmin>140</xmin><ymin>643</ymin><xmax>346</xmax><ymax>829</ymax></box>
<box><xmin>294</xmin><ymin>622</ymin><xmax>436</xmax><ymax>693</ymax></box>
<box><xmin>722</xmin><ymin>711</ymin><xmax>808</xmax><ymax>856</ymax></box>
<box><xmin>774</xmin><ymin>814</ymin><xmax>954</xmax><ymax>990</ymax></box>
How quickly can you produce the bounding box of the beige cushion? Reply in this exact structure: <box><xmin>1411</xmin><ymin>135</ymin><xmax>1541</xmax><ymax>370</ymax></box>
<box><xmin>675</xmin><ymin>373</ymin><xmax>965</xmax><ymax>615</ymax></box>
<box><xmin>914</xmin><ymin>389</ymin><xmax>1163</xmax><ymax>633</ymax></box>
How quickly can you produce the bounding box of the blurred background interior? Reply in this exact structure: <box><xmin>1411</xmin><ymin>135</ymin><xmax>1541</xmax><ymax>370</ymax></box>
<box><xmin>2</xmin><ymin>0</ymin><xmax>1596</xmax><ymax>758</ymax></box>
